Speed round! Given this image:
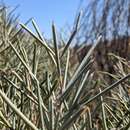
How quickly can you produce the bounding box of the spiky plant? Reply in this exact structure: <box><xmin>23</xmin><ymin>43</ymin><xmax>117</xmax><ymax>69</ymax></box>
<box><xmin>96</xmin><ymin>53</ymin><xmax>130</xmax><ymax>130</ymax></box>
<box><xmin>1</xmin><ymin>4</ymin><xmax>130</xmax><ymax>130</ymax></box>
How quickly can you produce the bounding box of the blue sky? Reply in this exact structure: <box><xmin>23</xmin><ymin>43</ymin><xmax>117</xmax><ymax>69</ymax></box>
<box><xmin>4</xmin><ymin>0</ymin><xmax>80</xmax><ymax>38</ymax></box>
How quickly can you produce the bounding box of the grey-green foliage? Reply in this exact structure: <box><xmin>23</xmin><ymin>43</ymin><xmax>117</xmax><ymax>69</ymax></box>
<box><xmin>0</xmin><ymin>4</ymin><xmax>130</xmax><ymax>130</ymax></box>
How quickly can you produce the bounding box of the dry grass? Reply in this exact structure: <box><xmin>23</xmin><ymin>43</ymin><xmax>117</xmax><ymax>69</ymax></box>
<box><xmin>0</xmin><ymin>5</ymin><xmax>130</xmax><ymax>130</ymax></box>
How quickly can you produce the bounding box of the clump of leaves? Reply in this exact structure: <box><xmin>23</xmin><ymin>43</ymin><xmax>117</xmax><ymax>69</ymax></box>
<box><xmin>1</xmin><ymin>4</ymin><xmax>130</xmax><ymax>130</ymax></box>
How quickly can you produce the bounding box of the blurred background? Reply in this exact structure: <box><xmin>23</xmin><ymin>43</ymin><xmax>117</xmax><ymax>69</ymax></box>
<box><xmin>3</xmin><ymin>0</ymin><xmax>80</xmax><ymax>38</ymax></box>
<box><xmin>3</xmin><ymin>0</ymin><xmax>130</xmax><ymax>45</ymax></box>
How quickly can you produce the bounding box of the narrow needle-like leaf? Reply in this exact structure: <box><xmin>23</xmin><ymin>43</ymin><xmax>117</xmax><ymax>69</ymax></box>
<box><xmin>0</xmin><ymin>89</ymin><xmax>38</xmax><ymax>130</ymax></box>
<box><xmin>20</xmin><ymin>23</ymin><xmax>55</xmax><ymax>56</ymax></box>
